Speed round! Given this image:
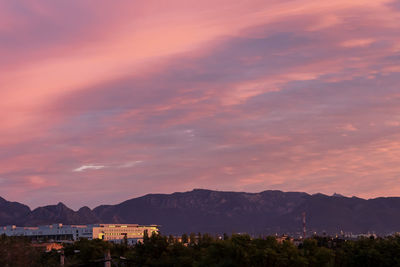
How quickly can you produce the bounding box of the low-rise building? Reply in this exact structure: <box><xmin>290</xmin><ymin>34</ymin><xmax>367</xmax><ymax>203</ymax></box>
<box><xmin>0</xmin><ymin>223</ymin><xmax>158</xmax><ymax>243</ymax></box>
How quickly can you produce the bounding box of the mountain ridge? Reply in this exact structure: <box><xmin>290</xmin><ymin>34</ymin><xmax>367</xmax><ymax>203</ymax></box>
<box><xmin>1</xmin><ymin>189</ymin><xmax>400</xmax><ymax>235</ymax></box>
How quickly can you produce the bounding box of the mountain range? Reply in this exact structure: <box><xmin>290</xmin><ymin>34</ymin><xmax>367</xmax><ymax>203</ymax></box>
<box><xmin>1</xmin><ymin>189</ymin><xmax>400</xmax><ymax>235</ymax></box>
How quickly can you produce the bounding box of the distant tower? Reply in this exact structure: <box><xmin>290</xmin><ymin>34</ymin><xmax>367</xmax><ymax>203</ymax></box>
<box><xmin>302</xmin><ymin>212</ymin><xmax>306</xmax><ymax>239</ymax></box>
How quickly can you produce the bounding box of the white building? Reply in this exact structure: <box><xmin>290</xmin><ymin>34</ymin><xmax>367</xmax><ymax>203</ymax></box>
<box><xmin>0</xmin><ymin>223</ymin><xmax>159</xmax><ymax>243</ymax></box>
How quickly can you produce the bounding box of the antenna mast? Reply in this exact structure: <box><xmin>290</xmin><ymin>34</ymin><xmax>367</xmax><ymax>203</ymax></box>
<box><xmin>302</xmin><ymin>212</ymin><xmax>306</xmax><ymax>239</ymax></box>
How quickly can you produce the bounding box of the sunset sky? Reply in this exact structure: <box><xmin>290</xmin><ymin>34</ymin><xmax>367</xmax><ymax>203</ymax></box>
<box><xmin>1</xmin><ymin>0</ymin><xmax>400</xmax><ymax>209</ymax></box>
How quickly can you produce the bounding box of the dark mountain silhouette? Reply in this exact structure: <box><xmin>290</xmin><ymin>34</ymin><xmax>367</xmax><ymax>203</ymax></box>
<box><xmin>1</xmin><ymin>189</ymin><xmax>400</xmax><ymax>235</ymax></box>
<box><xmin>0</xmin><ymin>196</ymin><xmax>31</xmax><ymax>225</ymax></box>
<box><xmin>25</xmin><ymin>202</ymin><xmax>100</xmax><ymax>225</ymax></box>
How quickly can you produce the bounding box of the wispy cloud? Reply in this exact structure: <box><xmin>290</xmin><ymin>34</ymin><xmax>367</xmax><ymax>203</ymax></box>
<box><xmin>73</xmin><ymin>161</ymin><xmax>142</xmax><ymax>172</ymax></box>
<box><xmin>340</xmin><ymin>38</ymin><xmax>375</xmax><ymax>48</ymax></box>
<box><xmin>118</xmin><ymin>161</ymin><xmax>143</xmax><ymax>168</ymax></box>
<box><xmin>339</xmin><ymin>124</ymin><xmax>358</xmax><ymax>132</ymax></box>
<box><xmin>1</xmin><ymin>0</ymin><xmax>400</xmax><ymax>209</ymax></box>
<box><xmin>73</xmin><ymin>165</ymin><xmax>106</xmax><ymax>172</ymax></box>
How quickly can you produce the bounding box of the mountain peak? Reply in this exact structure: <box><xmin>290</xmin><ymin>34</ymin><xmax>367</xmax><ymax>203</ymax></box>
<box><xmin>332</xmin><ymin>193</ymin><xmax>345</xmax><ymax>197</ymax></box>
<box><xmin>2</xmin><ymin>190</ymin><xmax>400</xmax><ymax>235</ymax></box>
<box><xmin>57</xmin><ymin>202</ymin><xmax>67</xmax><ymax>207</ymax></box>
<box><xmin>78</xmin><ymin>206</ymin><xmax>91</xmax><ymax>212</ymax></box>
<box><xmin>192</xmin><ymin>188</ymin><xmax>212</xmax><ymax>192</ymax></box>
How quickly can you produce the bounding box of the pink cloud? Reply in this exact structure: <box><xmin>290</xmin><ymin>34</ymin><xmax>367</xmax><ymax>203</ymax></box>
<box><xmin>1</xmin><ymin>0</ymin><xmax>400</xmax><ymax>208</ymax></box>
<box><xmin>340</xmin><ymin>38</ymin><xmax>375</xmax><ymax>48</ymax></box>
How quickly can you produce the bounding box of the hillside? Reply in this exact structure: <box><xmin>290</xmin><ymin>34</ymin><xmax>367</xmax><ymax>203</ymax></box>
<box><xmin>1</xmin><ymin>189</ymin><xmax>399</xmax><ymax>235</ymax></box>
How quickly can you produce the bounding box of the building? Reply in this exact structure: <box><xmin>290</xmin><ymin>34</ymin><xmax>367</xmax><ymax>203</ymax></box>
<box><xmin>0</xmin><ymin>223</ymin><xmax>158</xmax><ymax>243</ymax></box>
<box><xmin>31</xmin><ymin>242</ymin><xmax>64</xmax><ymax>252</ymax></box>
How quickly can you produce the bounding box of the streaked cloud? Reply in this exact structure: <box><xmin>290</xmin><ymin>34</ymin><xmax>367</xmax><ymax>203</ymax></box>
<box><xmin>73</xmin><ymin>161</ymin><xmax>142</xmax><ymax>172</ymax></box>
<box><xmin>0</xmin><ymin>0</ymin><xmax>400</xmax><ymax>209</ymax></box>
<box><xmin>340</xmin><ymin>38</ymin><xmax>375</xmax><ymax>48</ymax></box>
<box><xmin>339</xmin><ymin>124</ymin><xmax>358</xmax><ymax>132</ymax></box>
<box><xmin>73</xmin><ymin>165</ymin><xmax>106</xmax><ymax>172</ymax></box>
<box><xmin>118</xmin><ymin>161</ymin><xmax>143</xmax><ymax>168</ymax></box>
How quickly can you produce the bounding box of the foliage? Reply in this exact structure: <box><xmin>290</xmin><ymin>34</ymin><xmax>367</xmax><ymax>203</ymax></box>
<box><xmin>0</xmin><ymin>234</ymin><xmax>56</xmax><ymax>267</ymax></box>
<box><xmin>3</xmin><ymin>233</ymin><xmax>400</xmax><ymax>266</ymax></box>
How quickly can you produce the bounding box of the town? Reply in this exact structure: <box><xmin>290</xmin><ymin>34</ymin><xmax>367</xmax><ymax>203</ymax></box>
<box><xmin>1</xmin><ymin>222</ymin><xmax>399</xmax><ymax>266</ymax></box>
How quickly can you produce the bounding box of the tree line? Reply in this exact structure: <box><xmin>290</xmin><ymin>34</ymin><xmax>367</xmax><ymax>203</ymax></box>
<box><xmin>2</xmin><ymin>232</ymin><xmax>400</xmax><ymax>266</ymax></box>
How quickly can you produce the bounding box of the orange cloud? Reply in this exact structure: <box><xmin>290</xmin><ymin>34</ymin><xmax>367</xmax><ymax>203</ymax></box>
<box><xmin>1</xmin><ymin>0</ymin><xmax>400</xmax><ymax>208</ymax></box>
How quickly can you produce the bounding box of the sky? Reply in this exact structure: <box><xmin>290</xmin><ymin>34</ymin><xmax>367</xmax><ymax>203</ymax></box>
<box><xmin>1</xmin><ymin>0</ymin><xmax>400</xmax><ymax>209</ymax></box>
